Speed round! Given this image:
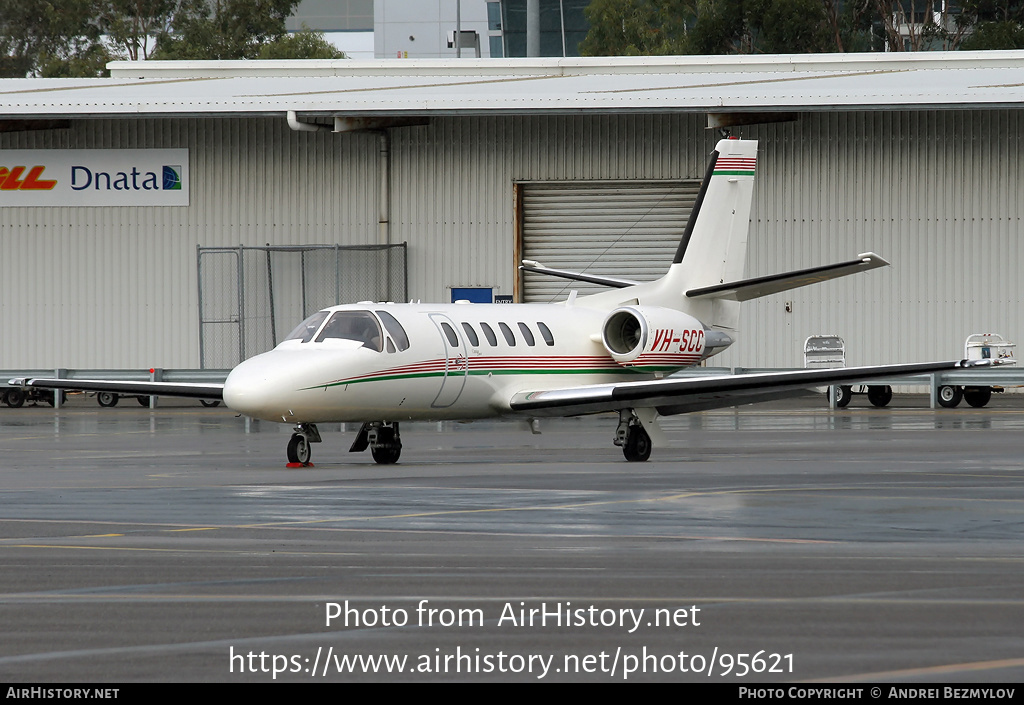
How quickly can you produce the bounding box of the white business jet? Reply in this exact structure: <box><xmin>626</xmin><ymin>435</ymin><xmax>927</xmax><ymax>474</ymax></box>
<box><xmin>14</xmin><ymin>138</ymin><xmax>984</xmax><ymax>465</ymax></box>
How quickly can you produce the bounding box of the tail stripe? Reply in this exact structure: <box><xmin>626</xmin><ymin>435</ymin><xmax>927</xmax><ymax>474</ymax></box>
<box><xmin>714</xmin><ymin>157</ymin><xmax>756</xmax><ymax>175</ymax></box>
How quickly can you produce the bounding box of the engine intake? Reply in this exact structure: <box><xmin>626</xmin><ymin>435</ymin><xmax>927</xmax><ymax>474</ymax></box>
<box><xmin>601</xmin><ymin>306</ymin><xmax>709</xmax><ymax>370</ymax></box>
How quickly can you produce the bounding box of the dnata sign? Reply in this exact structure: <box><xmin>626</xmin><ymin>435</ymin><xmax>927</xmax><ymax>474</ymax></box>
<box><xmin>0</xmin><ymin>149</ymin><xmax>189</xmax><ymax>206</ymax></box>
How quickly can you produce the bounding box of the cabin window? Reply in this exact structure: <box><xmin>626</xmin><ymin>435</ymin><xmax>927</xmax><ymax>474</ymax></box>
<box><xmin>315</xmin><ymin>310</ymin><xmax>383</xmax><ymax>352</ymax></box>
<box><xmin>441</xmin><ymin>322</ymin><xmax>459</xmax><ymax>348</ymax></box>
<box><xmin>517</xmin><ymin>322</ymin><xmax>536</xmax><ymax>346</ymax></box>
<box><xmin>284</xmin><ymin>311</ymin><xmax>330</xmax><ymax>343</ymax></box>
<box><xmin>498</xmin><ymin>322</ymin><xmax>516</xmax><ymax>345</ymax></box>
<box><xmin>386</xmin><ymin>338</ymin><xmax>396</xmax><ymax>353</ymax></box>
<box><xmin>537</xmin><ymin>321</ymin><xmax>555</xmax><ymax>346</ymax></box>
<box><xmin>461</xmin><ymin>322</ymin><xmax>480</xmax><ymax>347</ymax></box>
<box><xmin>376</xmin><ymin>310</ymin><xmax>410</xmax><ymax>351</ymax></box>
<box><xmin>480</xmin><ymin>322</ymin><xmax>498</xmax><ymax>346</ymax></box>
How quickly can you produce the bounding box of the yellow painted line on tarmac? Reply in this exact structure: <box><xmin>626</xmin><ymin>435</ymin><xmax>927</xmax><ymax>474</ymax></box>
<box><xmin>83</xmin><ymin>534</ymin><xmax>123</xmax><ymax>538</ymax></box>
<box><xmin>813</xmin><ymin>655</ymin><xmax>1024</xmax><ymax>682</ymax></box>
<box><xmin>166</xmin><ymin>527</ymin><xmax>218</xmax><ymax>532</ymax></box>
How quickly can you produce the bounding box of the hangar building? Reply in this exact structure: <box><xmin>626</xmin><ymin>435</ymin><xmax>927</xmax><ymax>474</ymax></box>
<box><xmin>1</xmin><ymin>53</ymin><xmax>1022</xmax><ymax>372</ymax></box>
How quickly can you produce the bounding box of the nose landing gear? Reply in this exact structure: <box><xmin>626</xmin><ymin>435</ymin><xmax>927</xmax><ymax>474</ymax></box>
<box><xmin>286</xmin><ymin>423</ymin><xmax>321</xmax><ymax>466</ymax></box>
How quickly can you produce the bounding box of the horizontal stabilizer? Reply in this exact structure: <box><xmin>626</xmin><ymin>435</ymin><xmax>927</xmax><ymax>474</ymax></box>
<box><xmin>520</xmin><ymin>261</ymin><xmax>638</xmax><ymax>290</ymax></box>
<box><xmin>10</xmin><ymin>377</ymin><xmax>224</xmax><ymax>401</ymax></box>
<box><xmin>686</xmin><ymin>253</ymin><xmax>889</xmax><ymax>302</ymax></box>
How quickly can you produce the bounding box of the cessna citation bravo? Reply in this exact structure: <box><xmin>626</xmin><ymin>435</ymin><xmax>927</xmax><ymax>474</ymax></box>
<box><xmin>14</xmin><ymin>138</ymin><xmax>989</xmax><ymax>465</ymax></box>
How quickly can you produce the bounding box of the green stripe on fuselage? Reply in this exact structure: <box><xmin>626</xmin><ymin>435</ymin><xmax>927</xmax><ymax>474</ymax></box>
<box><xmin>300</xmin><ymin>366</ymin><xmax>656</xmax><ymax>390</ymax></box>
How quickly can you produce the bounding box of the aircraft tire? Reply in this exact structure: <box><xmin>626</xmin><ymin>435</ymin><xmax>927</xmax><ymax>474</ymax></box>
<box><xmin>867</xmin><ymin>385</ymin><xmax>892</xmax><ymax>407</ymax></box>
<box><xmin>623</xmin><ymin>425</ymin><xmax>652</xmax><ymax>462</ymax></box>
<box><xmin>371</xmin><ymin>446</ymin><xmax>401</xmax><ymax>465</ymax></box>
<box><xmin>963</xmin><ymin>387</ymin><xmax>991</xmax><ymax>408</ymax></box>
<box><xmin>199</xmin><ymin>399</ymin><xmax>221</xmax><ymax>407</ymax></box>
<box><xmin>97</xmin><ymin>392</ymin><xmax>119</xmax><ymax>407</ymax></box>
<box><xmin>136</xmin><ymin>396</ymin><xmax>150</xmax><ymax>406</ymax></box>
<box><xmin>937</xmin><ymin>385</ymin><xmax>962</xmax><ymax>408</ymax></box>
<box><xmin>287</xmin><ymin>433</ymin><xmax>311</xmax><ymax>464</ymax></box>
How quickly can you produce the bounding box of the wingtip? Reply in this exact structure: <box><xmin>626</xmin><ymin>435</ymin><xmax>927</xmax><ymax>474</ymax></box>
<box><xmin>857</xmin><ymin>252</ymin><xmax>891</xmax><ymax>267</ymax></box>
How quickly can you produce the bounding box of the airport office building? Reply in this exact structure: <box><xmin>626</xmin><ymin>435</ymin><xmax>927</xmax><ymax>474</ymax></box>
<box><xmin>1</xmin><ymin>53</ymin><xmax>1023</xmax><ymax>372</ymax></box>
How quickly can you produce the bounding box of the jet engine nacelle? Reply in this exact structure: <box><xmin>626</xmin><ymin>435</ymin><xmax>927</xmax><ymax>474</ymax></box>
<box><xmin>601</xmin><ymin>306</ymin><xmax>707</xmax><ymax>370</ymax></box>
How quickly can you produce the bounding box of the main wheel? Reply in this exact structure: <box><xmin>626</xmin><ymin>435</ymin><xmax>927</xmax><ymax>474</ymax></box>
<box><xmin>5</xmin><ymin>388</ymin><xmax>25</xmax><ymax>408</ymax></box>
<box><xmin>97</xmin><ymin>392</ymin><xmax>119</xmax><ymax>407</ymax></box>
<box><xmin>286</xmin><ymin>433</ymin><xmax>311</xmax><ymax>464</ymax></box>
<box><xmin>623</xmin><ymin>424</ymin><xmax>652</xmax><ymax>462</ymax></box>
<box><xmin>371</xmin><ymin>446</ymin><xmax>401</xmax><ymax>464</ymax></box>
<box><xmin>937</xmin><ymin>385</ymin><xmax>962</xmax><ymax>408</ymax></box>
<box><xmin>199</xmin><ymin>399</ymin><xmax>220</xmax><ymax>407</ymax></box>
<box><xmin>831</xmin><ymin>385</ymin><xmax>853</xmax><ymax>408</ymax></box>
<box><xmin>136</xmin><ymin>396</ymin><xmax>150</xmax><ymax>406</ymax></box>
<box><xmin>867</xmin><ymin>385</ymin><xmax>893</xmax><ymax>407</ymax></box>
<box><xmin>963</xmin><ymin>387</ymin><xmax>992</xmax><ymax>408</ymax></box>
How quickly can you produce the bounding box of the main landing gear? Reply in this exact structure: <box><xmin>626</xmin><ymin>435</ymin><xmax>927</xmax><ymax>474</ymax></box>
<box><xmin>614</xmin><ymin>409</ymin><xmax>652</xmax><ymax>462</ymax></box>
<box><xmin>286</xmin><ymin>422</ymin><xmax>322</xmax><ymax>465</ymax></box>
<box><xmin>349</xmin><ymin>421</ymin><xmax>402</xmax><ymax>465</ymax></box>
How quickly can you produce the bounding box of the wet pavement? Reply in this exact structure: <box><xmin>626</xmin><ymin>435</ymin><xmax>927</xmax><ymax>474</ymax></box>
<box><xmin>0</xmin><ymin>396</ymin><xmax>1021</xmax><ymax>682</ymax></box>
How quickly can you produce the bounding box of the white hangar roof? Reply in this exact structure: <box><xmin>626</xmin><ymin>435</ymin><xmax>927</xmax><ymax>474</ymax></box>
<box><xmin>2</xmin><ymin>51</ymin><xmax>1024</xmax><ymax>119</ymax></box>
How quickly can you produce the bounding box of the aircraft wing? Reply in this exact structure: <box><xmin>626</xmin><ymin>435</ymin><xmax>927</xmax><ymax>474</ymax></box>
<box><xmin>9</xmin><ymin>378</ymin><xmax>224</xmax><ymax>401</ymax></box>
<box><xmin>508</xmin><ymin>360</ymin><xmax>982</xmax><ymax>417</ymax></box>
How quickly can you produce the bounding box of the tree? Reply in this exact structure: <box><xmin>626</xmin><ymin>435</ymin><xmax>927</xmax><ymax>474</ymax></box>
<box><xmin>865</xmin><ymin>0</ymin><xmax>1024</xmax><ymax>51</ymax></box>
<box><xmin>581</xmin><ymin>0</ymin><xmax>839</xmax><ymax>55</ymax></box>
<box><xmin>961</xmin><ymin>20</ymin><xmax>1024</xmax><ymax>49</ymax></box>
<box><xmin>0</xmin><ymin>0</ymin><xmax>112</xmax><ymax>77</ymax></box>
<box><xmin>822</xmin><ymin>0</ymin><xmax>876</xmax><ymax>53</ymax></box>
<box><xmin>152</xmin><ymin>0</ymin><xmax>302</xmax><ymax>60</ymax></box>
<box><xmin>958</xmin><ymin>0</ymin><xmax>1024</xmax><ymax>50</ymax></box>
<box><xmin>749</xmin><ymin>0</ymin><xmax>834</xmax><ymax>53</ymax></box>
<box><xmin>684</xmin><ymin>0</ymin><xmax>749</xmax><ymax>53</ymax></box>
<box><xmin>100</xmin><ymin>0</ymin><xmax>182</xmax><ymax>61</ymax></box>
<box><xmin>580</xmin><ymin>0</ymin><xmax>696</xmax><ymax>55</ymax></box>
<box><xmin>258</xmin><ymin>27</ymin><xmax>346</xmax><ymax>59</ymax></box>
<box><xmin>0</xmin><ymin>0</ymin><xmax>342</xmax><ymax>76</ymax></box>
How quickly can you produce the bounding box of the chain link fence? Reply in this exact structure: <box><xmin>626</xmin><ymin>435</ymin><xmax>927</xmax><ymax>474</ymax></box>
<box><xmin>197</xmin><ymin>244</ymin><xmax>408</xmax><ymax>368</ymax></box>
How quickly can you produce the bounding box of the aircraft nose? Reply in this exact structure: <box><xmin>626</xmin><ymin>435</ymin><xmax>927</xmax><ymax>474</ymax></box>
<box><xmin>223</xmin><ymin>353</ymin><xmax>289</xmax><ymax>420</ymax></box>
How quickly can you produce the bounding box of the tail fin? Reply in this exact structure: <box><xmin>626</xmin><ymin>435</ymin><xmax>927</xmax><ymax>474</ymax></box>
<box><xmin>673</xmin><ymin>138</ymin><xmax>758</xmax><ymax>291</ymax></box>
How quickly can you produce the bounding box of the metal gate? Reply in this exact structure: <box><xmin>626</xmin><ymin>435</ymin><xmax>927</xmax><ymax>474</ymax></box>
<box><xmin>519</xmin><ymin>180</ymin><xmax>700</xmax><ymax>302</ymax></box>
<box><xmin>198</xmin><ymin>243</ymin><xmax>408</xmax><ymax>368</ymax></box>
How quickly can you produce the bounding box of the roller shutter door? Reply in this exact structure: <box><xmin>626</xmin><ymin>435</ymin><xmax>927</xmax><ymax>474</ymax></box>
<box><xmin>521</xmin><ymin>180</ymin><xmax>700</xmax><ymax>302</ymax></box>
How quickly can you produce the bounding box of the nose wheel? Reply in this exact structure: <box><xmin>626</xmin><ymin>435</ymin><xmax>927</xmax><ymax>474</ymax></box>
<box><xmin>286</xmin><ymin>423</ymin><xmax>321</xmax><ymax>466</ymax></box>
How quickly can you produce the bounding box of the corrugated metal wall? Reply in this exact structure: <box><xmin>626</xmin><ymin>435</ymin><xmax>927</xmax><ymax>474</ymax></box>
<box><xmin>391</xmin><ymin>114</ymin><xmax>714</xmax><ymax>303</ymax></box>
<box><xmin>0</xmin><ymin>118</ymin><xmax>379</xmax><ymax>367</ymax></box>
<box><xmin>2</xmin><ymin>110</ymin><xmax>1021</xmax><ymax>370</ymax></box>
<box><xmin>738</xmin><ymin>111</ymin><xmax>1023</xmax><ymax>369</ymax></box>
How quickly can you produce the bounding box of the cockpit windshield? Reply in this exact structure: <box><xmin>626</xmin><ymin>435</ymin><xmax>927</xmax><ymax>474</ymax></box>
<box><xmin>314</xmin><ymin>310</ymin><xmax>383</xmax><ymax>352</ymax></box>
<box><xmin>284</xmin><ymin>311</ymin><xmax>330</xmax><ymax>343</ymax></box>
